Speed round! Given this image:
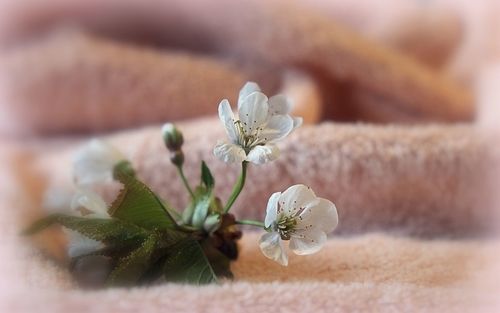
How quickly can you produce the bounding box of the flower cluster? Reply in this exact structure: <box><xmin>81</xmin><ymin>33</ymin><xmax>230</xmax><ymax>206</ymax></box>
<box><xmin>67</xmin><ymin>139</ymin><xmax>126</xmax><ymax>258</ymax></box>
<box><xmin>25</xmin><ymin>82</ymin><xmax>338</xmax><ymax>287</ymax></box>
<box><xmin>213</xmin><ymin>82</ymin><xmax>337</xmax><ymax>265</ymax></box>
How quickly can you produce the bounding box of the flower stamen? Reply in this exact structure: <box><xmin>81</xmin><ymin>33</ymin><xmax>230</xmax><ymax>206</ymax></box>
<box><xmin>275</xmin><ymin>213</ymin><xmax>298</xmax><ymax>240</ymax></box>
<box><xmin>234</xmin><ymin>120</ymin><xmax>266</xmax><ymax>152</ymax></box>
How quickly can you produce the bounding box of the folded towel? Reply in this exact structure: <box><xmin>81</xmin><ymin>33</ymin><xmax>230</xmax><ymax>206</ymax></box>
<box><xmin>1</xmin><ymin>152</ymin><xmax>499</xmax><ymax>312</ymax></box>
<box><xmin>32</xmin><ymin>117</ymin><xmax>499</xmax><ymax>238</ymax></box>
<box><xmin>0</xmin><ymin>0</ymin><xmax>473</xmax><ymax>138</ymax></box>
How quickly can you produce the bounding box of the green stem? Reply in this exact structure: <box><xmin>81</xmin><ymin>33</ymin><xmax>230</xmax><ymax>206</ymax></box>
<box><xmin>160</xmin><ymin>200</ymin><xmax>182</xmax><ymax>221</ymax></box>
<box><xmin>177</xmin><ymin>224</ymin><xmax>199</xmax><ymax>232</ymax></box>
<box><xmin>176</xmin><ymin>165</ymin><xmax>195</xmax><ymax>199</ymax></box>
<box><xmin>223</xmin><ymin>161</ymin><xmax>248</xmax><ymax>213</ymax></box>
<box><xmin>236</xmin><ymin>219</ymin><xmax>265</xmax><ymax>228</ymax></box>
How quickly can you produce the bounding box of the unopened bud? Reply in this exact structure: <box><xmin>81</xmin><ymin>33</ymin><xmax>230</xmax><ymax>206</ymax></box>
<box><xmin>203</xmin><ymin>214</ymin><xmax>221</xmax><ymax>233</ymax></box>
<box><xmin>113</xmin><ymin>160</ymin><xmax>136</xmax><ymax>179</ymax></box>
<box><xmin>170</xmin><ymin>150</ymin><xmax>184</xmax><ymax>167</ymax></box>
<box><xmin>162</xmin><ymin>123</ymin><xmax>184</xmax><ymax>151</ymax></box>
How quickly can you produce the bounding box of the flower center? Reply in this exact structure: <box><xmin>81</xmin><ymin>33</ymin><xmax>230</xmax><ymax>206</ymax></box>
<box><xmin>276</xmin><ymin>215</ymin><xmax>298</xmax><ymax>240</ymax></box>
<box><xmin>234</xmin><ymin>120</ymin><xmax>266</xmax><ymax>151</ymax></box>
<box><xmin>274</xmin><ymin>202</ymin><xmax>308</xmax><ymax>240</ymax></box>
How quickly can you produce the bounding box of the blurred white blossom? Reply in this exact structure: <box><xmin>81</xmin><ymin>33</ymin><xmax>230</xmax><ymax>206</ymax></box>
<box><xmin>73</xmin><ymin>139</ymin><xmax>125</xmax><ymax>186</ymax></box>
<box><xmin>70</xmin><ymin>188</ymin><xmax>109</xmax><ymax>218</ymax></box>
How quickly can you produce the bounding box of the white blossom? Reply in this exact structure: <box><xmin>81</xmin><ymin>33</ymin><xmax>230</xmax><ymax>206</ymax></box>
<box><xmin>66</xmin><ymin>231</ymin><xmax>105</xmax><ymax>258</ymax></box>
<box><xmin>42</xmin><ymin>184</ymin><xmax>108</xmax><ymax>258</ymax></box>
<box><xmin>70</xmin><ymin>188</ymin><xmax>110</xmax><ymax>218</ymax></box>
<box><xmin>73</xmin><ymin>139</ymin><xmax>125</xmax><ymax>186</ymax></box>
<box><xmin>42</xmin><ymin>185</ymin><xmax>75</xmax><ymax>213</ymax></box>
<box><xmin>44</xmin><ymin>139</ymin><xmax>120</xmax><ymax>258</ymax></box>
<box><xmin>214</xmin><ymin>82</ymin><xmax>302</xmax><ymax>165</ymax></box>
<box><xmin>259</xmin><ymin>184</ymin><xmax>338</xmax><ymax>266</ymax></box>
<box><xmin>66</xmin><ymin>188</ymin><xmax>110</xmax><ymax>258</ymax></box>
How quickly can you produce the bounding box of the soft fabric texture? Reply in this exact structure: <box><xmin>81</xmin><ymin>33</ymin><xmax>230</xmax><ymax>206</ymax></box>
<box><xmin>0</xmin><ymin>0</ymin><xmax>474</xmax><ymax>137</ymax></box>
<box><xmin>34</xmin><ymin>118</ymin><xmax>500</xmax><ymax>238</ymax></box>
<box><xmin>1</xmin><ymin>155</ymin><xmax>499</xmax><ymax>312</ymax></box>
<box><xmin>1</xmin><ymin>0</ymin><xmax>500</xmax><ymax>312</ymax></box>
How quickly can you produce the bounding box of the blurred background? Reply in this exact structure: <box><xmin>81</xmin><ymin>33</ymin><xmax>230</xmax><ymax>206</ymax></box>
<box><xmin>0</xmin><ymin>0</ymin><xmax>498</xmax><ymax>138</ymax></box>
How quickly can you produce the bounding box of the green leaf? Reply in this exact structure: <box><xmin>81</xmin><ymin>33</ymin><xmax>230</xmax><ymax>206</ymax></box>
<box><xmin>111</xmin><ymin>167</ymin><xmax>177</xmax><ymax>230</ymax></box>
<box><xmin>201</xmin><ymin>161</ymin><xmax>214</xmax><ymax>190</ymax></box>
<box><xmin>23</xmin><ymin>214</ymin><xmax>148</xmax><ymax>243</ymax></box>
<box><xmin>107</xmin><ymin>233</ymin><xmax>158</xmax><ymax>286</ymax></box>
<box><xmin>155</xmin><ymin>229</ymin><xmax>189</xmax><ymax>250</ymax></box>
<box><xmin>138</xmin><ymin>230</ymin><xmax>189</xmax><ymax>284</ymax></box>
<box><xmin>163</xmin><ymin>238</ymin><xmax>220</xmax><ymax>284</ymax></box>
<box><xmin>191</xmin><ymin>192</ymin><xmax>212</xmax><ymax>229</ymax></box>
<box><xmin>138</xmin><ymin>254</ymin><xmax>169</xmax><ymax>284</ymax></box>
<box><xmin>161</xmin><ymin>199</ymin><xmax>182</xmax><ymax>221</ymax></box>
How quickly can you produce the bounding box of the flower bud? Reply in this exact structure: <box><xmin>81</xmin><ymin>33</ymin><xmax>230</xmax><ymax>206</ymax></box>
<box><xmin>162</xmin><ymin>123</ymin><xmax>184</xmax><ymax>152</ymax></box>
<box><xmin>113</xmin><ymin>160</ymin><xmax>136</xmax><ymax>179</ymax></box>
<box><xmin>203</xmin><ymin>214</ymin><xmax>221</xmax><ymax>234</ymax></box>
<box><xmin>170</xmin><ymin>150</ymin><xmax>184</xmax><ymax>167</ymax></box>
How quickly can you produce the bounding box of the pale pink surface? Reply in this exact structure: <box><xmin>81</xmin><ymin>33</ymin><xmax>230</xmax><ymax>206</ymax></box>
<box><xmin>0</xmin><ymin>118</ymin><xmax>495</xmax><ymax>312</ymax></box>
<box><xmin>1</xmin><ymin>147</ymin><xmax>500</xmax><ymax>312</ymax></box>
<box><xmin>33</xmin><ymin>118</ymin><xmax>499</xmax><ymax>238</ymax></box>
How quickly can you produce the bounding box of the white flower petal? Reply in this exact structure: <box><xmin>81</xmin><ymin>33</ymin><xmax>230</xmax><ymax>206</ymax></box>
<box><xmin>268</xmin><ymin>95</ymin><xmax>291</xmax><ymax>115</ymax></box>
<box><xmin>213</xmin><ymin>142</ymin><xmax>247</xmax><ymax>163</ymax></box>
<box><xmin>297</xmin><ymin>198</ymin><xmax>338</xmax><ymax>234</ymax></box>
<box><xmin>66</xmin><ymin>230</ymin><xmax>104</xmax><ymax>258</ymax></box>
<box><xmin>292</xmin><ymin>117</ymin><xmax>303</xmax><ymax>130</ymax></box>
<box><xmin>218</xmin><ymin>99</ymin><xmax>238</xmax><ymax>143</ymax></box>
<box><xmin>238</xmin><ymin>92</ymin><xmax>269</xmax><ymax>135</ymax></box>
<box><xmin>246</xmin><ymin>144</ymin><xmax>279</xmax><ymax>165</ymax></box>
<box><xmin>43</xmin><ymin>185</ymin><xmax>74</xmax><ymax>212</ymax></box>
<box><xmin>238</xmin><ymin>82</ymin><xmax>261</xmax><ymax>108</ymax></box>
<box><xmin>260</xmin><ymin>115</ymin><xmax>294</xmax><ymax>143</ymax></box>
<box><xmin>73</xmin><ymin>139</ymin><xmax>125</xmax><ymax>186</ymax></box>
<box><xmin>259</xmin><ymin>232</ymin><xmax>288</xmax><ymax>266</ymax></box>
<box><xmin>268</xmin><ymin>95</ymin><xmax>302</xmax><ymax>131</ymax></box>
<box><xmin>289</xmin><ymin>228</ymin><xmax>327</xmax><ymax>255</ymax></box>
<box><xmin>161</xmin><ymin>123</ymin><xmax>175</xmax><ymax>135</ymax></box>
<box><xmin>71</xmin><ymin>189</ymin><xmax>109</xmax><ymax>218</ymax></box>
<box><xmin>279</xmin><ymin>184</ymin><xmax>318</xmax><ymax>216</ymax></box>
<box><xmin>265</xmin><ymin>192</ymin><xmax>281</xmax><ymax>228</ymax></box>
